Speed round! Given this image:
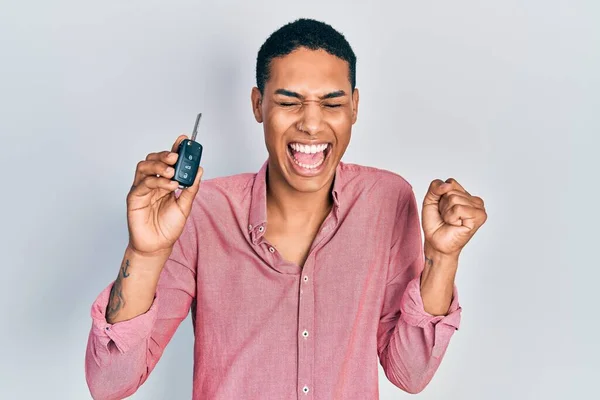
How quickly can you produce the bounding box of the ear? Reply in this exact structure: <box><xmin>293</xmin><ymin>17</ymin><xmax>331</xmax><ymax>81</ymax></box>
<box><xmin>251</xmin><ymin>87</ymin><xmax>263</xmax><ymax>123</ymax></box>
<box><xmin>351</xmin><ymin>88</ymin><xmax>359</xmax><ymax>124</ymax></box>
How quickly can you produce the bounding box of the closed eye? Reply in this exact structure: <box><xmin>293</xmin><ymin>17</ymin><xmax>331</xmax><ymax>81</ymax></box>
<box><xmin>278</xmin><ymin>102</ymin><xmax>342</xmax><ymax>108</ymax></box>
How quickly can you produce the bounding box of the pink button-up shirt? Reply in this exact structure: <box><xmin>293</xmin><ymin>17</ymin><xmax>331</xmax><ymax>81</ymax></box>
<box><xmin>85</xmin><ymin>160</ymin><xmax>461</xmax><ymax>400</ymax></box>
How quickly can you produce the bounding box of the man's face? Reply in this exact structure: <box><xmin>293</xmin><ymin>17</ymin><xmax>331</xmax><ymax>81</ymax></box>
<box><xmin>251</xmin><ymin>47</ymin><xmax>359</xmax><ymax>194</ymax></box>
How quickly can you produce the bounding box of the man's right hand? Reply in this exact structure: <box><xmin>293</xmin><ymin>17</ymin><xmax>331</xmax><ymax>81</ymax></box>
<box><xmin>126</xmin><ymin>135</ymin><xmax>203</xmax><ymax>258</ymax></box>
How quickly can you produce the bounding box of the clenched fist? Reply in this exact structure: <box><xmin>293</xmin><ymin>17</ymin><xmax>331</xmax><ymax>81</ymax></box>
<box><xmin>421</xmin><ymin>178</ymin><xmax>487</xmax><ymax>257</ymax></box>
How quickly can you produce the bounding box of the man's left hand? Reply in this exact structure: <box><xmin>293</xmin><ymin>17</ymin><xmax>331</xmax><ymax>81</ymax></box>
<box><xmin>422</xmin><ymin>178</ymin><xmax>487</xmax><ymax>258</ymax></box>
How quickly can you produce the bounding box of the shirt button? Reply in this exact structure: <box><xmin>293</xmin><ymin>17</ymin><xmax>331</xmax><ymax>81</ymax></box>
<box><xmin>303</xmin><ymin>386</ymin><xmax>309</xmax><ymax>394</ymax></box>
<box><xmin>105</xmin><ymin>326</ymin><xmax>110</xmax><ymax>331</ymax></box>
<box><xmin>268</xmin><ymin>246</ymin><xmax>275</xmax><ymax>253</ymax></box>
<box><xmin>258</xmin><ymin>226</ymin><xmax>264</xmax><ymax>233</ymax></box>
<box><xmin>303</xmin><ymin>276</ymin><xmax>308</xmax><ymax>282</ymax></box>
<box><xmin>302</xmin><ymin>330</ymin><xmax>309</xmax><ymax>338</ymax></box>
<box><xmin>248</xmin><ymin>224</ymin><xmax>253</xmax><ymax>231</ymax></box>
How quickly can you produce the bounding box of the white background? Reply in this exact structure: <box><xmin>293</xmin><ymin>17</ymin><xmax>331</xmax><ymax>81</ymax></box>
<box><xmin>1</xmin><ymin>1</ymin><xmax>598</xmax><ymax>399</ymax></box>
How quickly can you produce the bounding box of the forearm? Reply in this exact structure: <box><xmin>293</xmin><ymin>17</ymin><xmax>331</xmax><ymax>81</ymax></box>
<box><xmin>106</xmin><ymin>246</ymin><xmax>172</xmax><ymax>324</ymax></box>
<box><xmin>86</xmin><ymin>245</ymin><xmax>195</xmax><ymax>399</ymax></box>
<box><xmin>419</xmin><ymin>241</ymin><xmax>459</xmax><ymax>316</ymax></box>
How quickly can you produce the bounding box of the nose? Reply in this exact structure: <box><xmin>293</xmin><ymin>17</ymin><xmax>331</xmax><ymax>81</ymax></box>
<box><xmin>298</xmin><ymin>103</ymin><xmax>324</xmax><ymax>136</ymax></box>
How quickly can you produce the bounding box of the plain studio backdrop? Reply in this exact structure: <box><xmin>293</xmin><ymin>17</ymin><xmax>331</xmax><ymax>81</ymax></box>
<box><xmin>1</xmin><ymin>1</ymin><xmax>598</xmax><ymax>399</ymax></box>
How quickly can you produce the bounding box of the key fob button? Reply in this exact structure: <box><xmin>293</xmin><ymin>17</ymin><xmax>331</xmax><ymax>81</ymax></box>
<box><xmin>178</xmin><ymin>169</ymin><xmax>189</xmax><ymax>180</ymax></box>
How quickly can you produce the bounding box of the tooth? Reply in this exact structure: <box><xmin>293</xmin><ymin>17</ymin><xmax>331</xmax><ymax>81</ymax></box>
<box><xmin>310</xmin><ymin>144</ymin><xmax>316</xmax><ymax>153</ymax></box>
<box><xmin>301</xmin><ymin>145</ymin><xmax>309</xmax><ymax>153</ymax></box>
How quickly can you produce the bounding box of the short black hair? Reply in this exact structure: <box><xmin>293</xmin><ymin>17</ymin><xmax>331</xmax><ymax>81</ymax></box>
<box><xmin>255</xmin><ymin>18</ymin><xmax>357</xmax><ymax>94</ymax></box>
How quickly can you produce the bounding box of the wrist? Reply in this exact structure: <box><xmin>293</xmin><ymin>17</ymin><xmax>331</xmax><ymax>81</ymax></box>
<box><xmin>420</xmin><ymin>241</ymin><xmax>459</xmax><ymax>292</ymax></box>
<box><xmin>123</xmin><ymin>245</ymin><xmax>172</xmax><ymax>278</ymax></box>
<box><xmin>423</xmin><ymin>240</ymin><xmax>460</xmax><ymax>264</ymax></box>
<box><xmin>419</xmin><ymin>242</ymin><xmax>459</xmax><ymax>316</ymax></box>
<box><xmin>126</xmin><ymin>244</ymin><xmax>173</xmax><ymax>260</ymax></box>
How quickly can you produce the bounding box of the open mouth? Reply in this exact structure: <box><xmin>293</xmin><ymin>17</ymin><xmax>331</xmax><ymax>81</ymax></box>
<box><xmin>287</xmin><ymin>142</ymin><xmax>332</xmax><ymax>171</ymax></box>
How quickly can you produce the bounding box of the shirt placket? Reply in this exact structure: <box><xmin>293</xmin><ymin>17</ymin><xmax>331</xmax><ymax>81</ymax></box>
<box><xmin>297</xmin><ymin>259</ymin><xmax>315</xmax><ymax>399</ymax></box>
<box><xmin>251</xmin><ymin>205</ymin><xmax>338</xmax><ymax>399</ymax></box>
<box><xmin>296</xmin><ymin>211</ymin><xmax>338</xmax><ymax>399</ymax></box>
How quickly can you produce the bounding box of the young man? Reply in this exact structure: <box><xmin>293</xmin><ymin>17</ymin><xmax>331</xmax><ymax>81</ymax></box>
<box><xmin>85</xmin><ymin>18</ymin><xmax>487</xmax><ymax>399</ymax></box>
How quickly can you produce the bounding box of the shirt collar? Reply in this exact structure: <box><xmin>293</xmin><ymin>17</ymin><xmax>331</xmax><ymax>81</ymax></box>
<box><xmin>248</xmin><ymin>159</ymin><xmax>342</xmax><ymax>243</ymax></box>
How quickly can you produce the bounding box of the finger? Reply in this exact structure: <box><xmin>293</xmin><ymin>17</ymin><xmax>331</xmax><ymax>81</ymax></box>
<box><xmin>138</xmin><ymin>160</ymin><xmax>175</xmax><ymax>177</ymax></box>
<box><xmin>176</xmin><ymin>166</ymin><xmax>203</xmax><ymax>215</ymax></box>
<box><xmin>423</xmin><ymin>179</ymin><xmax>455</xmax><ymax>205</ymax></box>
<box><xmin>471</xmin><ymin>195</ymin><xmax>485</xmax><ymax>207</ymax></box>
<box><xmin>146</xmin><ymin>150</ymin><xmax>179</xmax><ymax>165</ymax></box>
<box><xmin>444</xmin><ymin>178</ymin><xmax>470</xmax><ymax>196</ymax></box>
<box><xmin>440</xmin><ymin>189</ymin><xmax>470</xmax><ymax>203</ymax></box>
<box><xmin>440</xmin><ymin>190</ymin><xmax>485</xmax><ymax>212</ymax></box>
<box><xmin>439</xmin><ymin>193</ymin><xmax>482</xmax><ymax>217</ymax></box>
<box><xmin>442</xmin><ymin>204</ymin><xmax>480</xmax><ymax>230</ymax></box>
<box><xmin>171</xmin><ymin>135</ymin><xmax>189</xmax><ymax>153</ymax></box>
<box><xmin>131</xmin><ymin>175</ymin><xmax>179</xmax><ymax>197</ymax></box>
<box><xmin>133</xmin><ymin>160</ymin><xmax>176</xmax><ymax>186</ymax></box>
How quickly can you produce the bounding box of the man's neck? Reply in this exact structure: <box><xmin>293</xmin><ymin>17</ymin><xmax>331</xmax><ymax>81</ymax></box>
<box><xmin>265</xmin><ymin>165</ymin><xmax>333</xmax><ymax>229</ymax></box>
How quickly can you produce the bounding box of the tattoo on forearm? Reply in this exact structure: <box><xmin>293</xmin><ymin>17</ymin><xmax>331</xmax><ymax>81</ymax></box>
<box><xmin>122</xmin><ymin>259</ymin><xmax>130</xmax><ymax>278</ymax></box>
<box><xmin>107</xmin><ymin>259</ymin><xmax>131</xmax><ymax>321</ymax></box>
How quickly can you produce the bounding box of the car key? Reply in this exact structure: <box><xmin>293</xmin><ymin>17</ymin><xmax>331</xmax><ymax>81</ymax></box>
<box><xmin>172</xmin><ymin>112</ymin><xmax>203</xmax><ymax>188</ymax></box>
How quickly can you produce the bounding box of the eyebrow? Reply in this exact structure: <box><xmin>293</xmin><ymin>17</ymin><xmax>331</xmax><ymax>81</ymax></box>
<box><xmin>274</xmin><ymin>89</ymin><xmax>347</xmax><ymax>100</ymax></box>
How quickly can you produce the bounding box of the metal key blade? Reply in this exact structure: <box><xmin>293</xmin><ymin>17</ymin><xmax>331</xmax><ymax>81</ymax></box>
<box><xmin>191</xmin><ymin>113</ymin><xmax>202</xmax><ymax>142</ymax></box>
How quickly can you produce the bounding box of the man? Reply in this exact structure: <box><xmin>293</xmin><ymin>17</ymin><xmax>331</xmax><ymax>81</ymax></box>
<box><xmin>85</xmin><ymin>18</ymin><xmax>487</xmax><ymax>399</ymax></box>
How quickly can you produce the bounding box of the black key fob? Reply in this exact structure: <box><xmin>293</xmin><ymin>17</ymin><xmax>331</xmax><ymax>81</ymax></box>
<box><xmin>172</xmin><ymin>113</ymin><xmax>203</xmax><ymax>188</ymax></box>
<box><xmin>173</xmin><ymin>139</ymin><xmax>203</xmax><ymax>188</ymax></box>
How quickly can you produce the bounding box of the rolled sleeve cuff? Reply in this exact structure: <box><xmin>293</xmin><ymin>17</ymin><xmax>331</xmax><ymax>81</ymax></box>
<box><xmin>399</xmin><ymin>277</ymin><xmax>462</xmax><ymax>358</ymax></box>
<box><xmin>90</xmin><ymin>282</ymin><xmax>158</xmax><ymax>355</ymax></box>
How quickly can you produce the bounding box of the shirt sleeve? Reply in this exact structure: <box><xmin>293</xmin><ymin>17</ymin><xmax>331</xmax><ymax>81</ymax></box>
<box><xmin>84</xmin><ymin>212</ymin><xmax>198</xmax><ymax>400</ymax></box>
<box><xmin>377</xmin><ymin>185</ymin><xmax>462</xmax><ymax>394</ymax></box>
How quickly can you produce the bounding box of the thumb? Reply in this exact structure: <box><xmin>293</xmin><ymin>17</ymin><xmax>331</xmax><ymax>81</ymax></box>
<box><xmin>423</xmin><ymin>179</ymin><xmax>453</xmax><ymax>206</ymax></box>
<box><xmin>176</xmin><ymin>167</ymin><xmax>203</xmax><ymax>216</ymax></box>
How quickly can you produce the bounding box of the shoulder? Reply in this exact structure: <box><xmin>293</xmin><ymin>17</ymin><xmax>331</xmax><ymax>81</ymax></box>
<box><xmin>190</xmin><ymin>170</ymin><xmax>256</xmax><ymax>211</ymax></box>
<box><xmin>200</xmin><ymin>171</ymin><xmax>256</xmax><ymax>194</ymax></box>
<box><xmin>337</xmin><ymin>161</ymin><xmax>414</xmax><ymax>201</ymax></box>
